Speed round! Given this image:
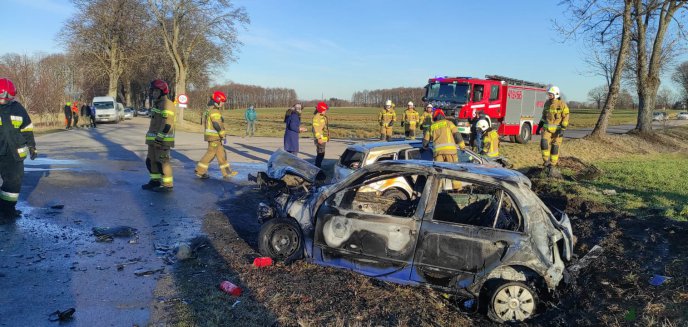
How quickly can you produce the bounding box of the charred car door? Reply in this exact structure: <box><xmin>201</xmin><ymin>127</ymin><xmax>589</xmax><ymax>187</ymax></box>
<box><xmin>411</xmin><ymin>176</ymin><xmax>527</xmax><ymax>289</ymax></box>
<box><xmin>313</xmin><ymin>170</ymin><xmax>431</xmax><ymax>280</ymax></box>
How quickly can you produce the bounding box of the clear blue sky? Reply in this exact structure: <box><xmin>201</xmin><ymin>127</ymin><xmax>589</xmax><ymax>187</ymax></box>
<box><xmin>3</xmin><ymin>0</ymin><xmax>685</xmax><ymax>102</ymax></box>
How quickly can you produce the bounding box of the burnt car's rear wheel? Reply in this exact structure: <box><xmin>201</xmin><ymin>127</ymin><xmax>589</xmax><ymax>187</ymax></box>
<box><xmin>258</xmin><ymin>218</ymin><xmax>303</xmax><ymax>264</ymax></box>
<box><xmin>382</xmin><ymin>188</ymin><xmax>409</xmax><ymax>201</ymax></box>
<box><xmin>488</xmin><ymin>281</ymin><xmax>538</xmax><ymax>323</ymax></box>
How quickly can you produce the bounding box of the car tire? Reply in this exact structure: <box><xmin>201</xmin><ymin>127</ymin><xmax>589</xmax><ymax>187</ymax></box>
<box><xmin>487</xmin><ymin>280</ymin><xmax>538</xmax><ymax>323</ymax></box>
<box><xmin>514</xmin><ymin>122</ymin><xmax>532</xmax><ymax>144</ymax></box>
<box><xmin>382</xmin><ymin>188</ymin><xmax>409</xmax><ymax>201</ymax></box>
<box><xmin>258</xmin><ymin>217</ymin><xmax>304</xmax><ymax>264</ymax></box>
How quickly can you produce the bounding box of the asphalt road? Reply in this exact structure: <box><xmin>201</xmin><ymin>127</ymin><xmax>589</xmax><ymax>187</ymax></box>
<box><xmin>0</xmin><ymin>117</ymin><xmax>685</xmax><ymax>326</ymax></box>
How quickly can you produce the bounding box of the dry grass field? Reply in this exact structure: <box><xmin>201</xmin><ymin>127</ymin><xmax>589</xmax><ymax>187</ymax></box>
<box><xmin>182</xmin><ymin>106</ymin><xmax>684</xmax><ymax>139</ymax></box>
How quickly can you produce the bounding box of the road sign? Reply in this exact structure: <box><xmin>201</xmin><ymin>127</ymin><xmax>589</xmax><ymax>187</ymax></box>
<box><xmin>178</xmin><ymin>103</ymin><xmax>187</xmax><ymax>108</ymax></box>
<box><xmin>177</xmin><ymin>94</ymin><xmax>188</xmax><ymax>104</ymax></box>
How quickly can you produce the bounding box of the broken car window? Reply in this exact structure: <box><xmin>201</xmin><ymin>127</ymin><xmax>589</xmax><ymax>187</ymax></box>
<box><xmin>432</xmin><ymin>178</ymin><xmax>501</xmax><ymax>227</ymax></box>
<box><xmin>328</xmin><ymin>173</ymin><xmax>426</xmax><ymax>218</ymax></box>
<box><xmin>493</xmin><ymin>191</ymin><xmax>523</xmax><ymax>232</ymax></box>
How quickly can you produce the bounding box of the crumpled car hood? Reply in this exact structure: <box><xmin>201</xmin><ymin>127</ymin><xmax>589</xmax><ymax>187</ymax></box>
<box><xmin>266</xmin><ymin>149</ymin><xmax>325</xmax><ymax>184</ymax></box>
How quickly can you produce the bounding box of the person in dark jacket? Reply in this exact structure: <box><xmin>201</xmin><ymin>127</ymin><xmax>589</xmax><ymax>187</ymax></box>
<box><xmin>283</xmin><ymin>104</ymin><xmax>306</xmax><ymax>155</ymax></box>
<box><xmin>63</xmin><ymin>102</ymin><xmax>72</xmax><ymax>130</ymax></box>
<box><xmin>89</xmin><ymin>104</ymin><xmax>97</xmax><ymax>128</ymax></box>
<box><xmin>0</xmin><ymin>78</ymin><xmax>37</xmax><ymax>219</ymax></box>
<box><xmin>80</xmin><ymin>103</ymin><xmax>91</xmax><ymax>128</ymax></box>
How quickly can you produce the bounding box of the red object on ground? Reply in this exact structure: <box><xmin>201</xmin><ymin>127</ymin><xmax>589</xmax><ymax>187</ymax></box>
<box><xmin>219</xmin><ymin>281</ymin><xmax>242</xmax><ymax>296</ymax></box>
<box><xmin>253</xmin><ymin>257</ymin><xmax>273</xmax><ymax>267</ymax></box>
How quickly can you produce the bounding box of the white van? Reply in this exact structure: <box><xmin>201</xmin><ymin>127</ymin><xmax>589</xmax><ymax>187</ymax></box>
<box><xmin>93</xmin><ymin>96</ymin><xmax>123</xmax><ymax>123</ymax></box>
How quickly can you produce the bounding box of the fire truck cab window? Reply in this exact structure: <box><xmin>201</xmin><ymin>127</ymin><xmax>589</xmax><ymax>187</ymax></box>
<box><xmin>489</xmin><ymin>85</ymin><xmax>500</xmax><ymax>101</ymax></box>
<box><xmin>472</xmin><ymin>84</ymin><xmax>484</xmax><ymax>102</ymax></box>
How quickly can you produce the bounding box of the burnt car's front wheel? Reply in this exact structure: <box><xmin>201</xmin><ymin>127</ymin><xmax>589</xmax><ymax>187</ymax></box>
<box><xmin>488</xmin><ymin>281</ymin><xmax>538</xmax><ymax>323</ymax></box>
<box><xmin>258</xmin><ymin>218</ymin><xmax>304</xmax><ymax>264</ymax></box>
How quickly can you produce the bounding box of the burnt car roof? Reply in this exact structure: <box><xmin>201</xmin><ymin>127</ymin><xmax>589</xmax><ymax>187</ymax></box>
<box><xmin>362</xmin><ymin>160</ymin><xmax>531</xmax><ymax>185</ymax></box>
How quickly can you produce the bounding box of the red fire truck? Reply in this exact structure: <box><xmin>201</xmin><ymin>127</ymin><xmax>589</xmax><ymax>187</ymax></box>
<box><xmin>422</xmin><ymin>75</ymin><xmax>547</xmax><ymax>143</ymax></box>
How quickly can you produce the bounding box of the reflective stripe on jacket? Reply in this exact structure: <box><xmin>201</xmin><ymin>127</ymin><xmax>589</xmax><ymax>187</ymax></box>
<box><xmin>204</xmin><ymin>107</ymin><xmax>225</xmax><ymax>141</ymax></box>
<box><xmin>378</xmin><ymin>109</ymin><xmax>396</xmax><ymax>126</ymax></box>
<box><xmin>539</xmin><ymin>98</ymin><xmax>570</xmax><ymax>133</ymax></box>
<box><xmin>312</xmin><ymin>113</ymin><xmax>329</xmax><ymax>142</ymax></box>
<box><xmin>425</xmin><ymin>120</ymin><xmax>460</xmax><ymax>155</ymax></box>
<box><xmin>403</xmin><ymin>109</ymin><xmax>419</xmax><ymax>128</ymax></box>
<box><xmin>145</xmin><ymin>98</ymin><xmax>176</xmax><ymax>147</ymax></box>
<box><xmin>0</xmin><ymin>100</ymin><xmax>35</xmax><ymax>162</ymax></box>
<box><xmin>482</xmin><ymin>129</ymin><xmax>499</xmax><ymax>157</ymax></box>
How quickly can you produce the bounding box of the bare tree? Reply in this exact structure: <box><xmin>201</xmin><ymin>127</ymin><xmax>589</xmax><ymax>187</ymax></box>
<box><xmin>60</xmin><ymin>0</ymin><xmax>150</xmax><ymax>98</ymax></box>
<box><xmin>147</xmin><ymin>0</ymin><xmax>249</xmax><ymax>122</ymax></box>
<box><xmin>673</xmin><ymin>61</ymin><xmax>688</xmax><ymax>106</ymax></box>
<box><xmin>588</xmin><ymin>85</ymin><xmax>609</xmax><ymax>110</ymax></box>
<box><xmin>557</xmin><ymin>0</ymin><xmax>634</xmax><ymax>139</ymax></box>
<box><xmin>632</xmin><ymin>0</ymin><xmax>688</xmax><ymax>134</ymax></box>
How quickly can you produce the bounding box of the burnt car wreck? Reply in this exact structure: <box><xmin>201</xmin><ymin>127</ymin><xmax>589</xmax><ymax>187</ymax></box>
<box><xmin>255</xmin><ymin>149</ymin><xmax>574</xmax><ymax>323</ymax></box>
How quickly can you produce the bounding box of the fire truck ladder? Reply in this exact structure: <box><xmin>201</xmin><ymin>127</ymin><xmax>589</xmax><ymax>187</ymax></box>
<box><xmin>485</xmin><ymin>75</ymin><xmax>546</xmax><ymax>89</ymax></box>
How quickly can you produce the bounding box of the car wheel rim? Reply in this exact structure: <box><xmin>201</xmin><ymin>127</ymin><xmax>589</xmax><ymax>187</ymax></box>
<box><xmin>493</xmin><ymin>284</ymin><xmax>535</xmax><ymax>322</ymax></box>
<box><xmin>269</xmin><ymin>225</ymin><xmax>299</xmax><ymax>258</ymax></box>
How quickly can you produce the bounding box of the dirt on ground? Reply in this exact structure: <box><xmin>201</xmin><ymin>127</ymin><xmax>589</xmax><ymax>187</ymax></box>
<box><xmin>150</xmin><ymin>148</ymin><xmax>688</xmax><ymax>326</ymax></box>
<box><xmin>526</xmin><ymin>158</ymin><xmax>688</xmax><ymax>326</ymax></box>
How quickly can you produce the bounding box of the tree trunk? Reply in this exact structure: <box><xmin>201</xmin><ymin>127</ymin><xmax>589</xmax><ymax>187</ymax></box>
<box><xmin>634</xmin><ymin>0</ymin><xmax>682</xmax><ymax>134</ymax></box>
<box><xmin>124</xmin><ymin>79</ymin><xmax>133</xmax><ymax>107</ymax></box>
<box><xmin>590</xmin><ymin>0</ymin><xmax>633</xmax><ymax>139</ymax></box>
<box><xmin>107</xmin><ymin>41</ymin><xmax>120</xmax><ymax>98</ymax></box>
<box><xmin>176</xmin><ymin>64</ymin><xmax>187</xmax><ymax>125</ymax></box>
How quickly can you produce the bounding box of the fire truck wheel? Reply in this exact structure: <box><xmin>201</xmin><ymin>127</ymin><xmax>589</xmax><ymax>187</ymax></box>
<box><xmin>515</xmin><ymin>122</ymin><xmax>532</xmax><ymax>144</ymax></box>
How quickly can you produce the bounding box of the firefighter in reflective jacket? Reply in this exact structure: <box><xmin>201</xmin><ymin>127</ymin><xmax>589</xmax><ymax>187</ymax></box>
<box><xmin>420</xmin><ymin>104</ymin><xmax>433</xmax><ymax>137</ymax></box>
<box><xmin>402</xmin><ymin>101</ymin><xmax>419</xmax><ymax>140</ymax></box>
<box><xmin>142</xmin><ymin>79</ymin><xmax>176</xmax><ymax>192</ymax></box>
<box><xmin>422</xmin><ymin>109</ymin><xmax>465</xmax><ymax>162</ymax></box>
<box><xmin>536</xmin><ymin>86</ymin><xmax>569</xmax><ymax>167</ymax></box>
<box><xmin>476</xmin><ymin>119</ymin><xmax>499</xmax><ymax>158</ymax></box>
<box><xmin>194</xmin><ymin>91</ymin><xmax>237</xmax><ymax>179</ymax></box>
<box><xmin>312</xmin><ymin>101</ymin><xmax>329</xmax><ymax>168</ymax></box>
<box><xmin>0</xmin><ymin>78</ymin><xmax>37</xmax><ymax>219</ymax></box>
<box><xmin>378</xmin><ymin>99</ymin><xmax>396</xmax><ymax>141</ymax></box>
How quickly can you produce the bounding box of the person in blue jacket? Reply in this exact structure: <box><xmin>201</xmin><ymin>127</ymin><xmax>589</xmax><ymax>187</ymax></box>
<box><xmin>283</xmin><ymin>104</ymin><xmax>306</xmax><ymax>155</ymax></box>
<box><xmin>244</xmin><ymin>105</ymin><xmax>257</xmax><ymax>137</ymax></box>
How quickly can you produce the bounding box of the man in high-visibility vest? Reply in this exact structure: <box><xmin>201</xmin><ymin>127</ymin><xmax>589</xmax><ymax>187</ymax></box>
<box><xmin>312</xmin><ymin>102</ymin><xmax>329</xmax><ymax>168</ymax></box>
<box><xmin>402</xmin><ymin>101</ymin><xmax>419</xmax><ymax>140</ymax></box>
<box><xmin>142</xmin><ymin>79</ymin><xmax>177</xmax><ymax>192</ymax></box>
<box><xmin>476</xmin><ymin>120</ymin><xmax>499</xmax><ymax>158</ymax></box>
<box><xmin>194</xmin><ymin>91</ymin><xmax>238</xmax><ymax>180</ymax></box>
<box><xmin>422</xmin><ymin>109</ymin><xmax>465</xmax><ymax>162</ymax></box>
<box><xmin>378</xmin><ymin>99</ymin><xmax>396</xmax><ymax>141</ymax></box>
<box><xmin>420</xmin><ymin>104</ymin><xmax>433</xmax><ymax>137</ymax></box>
<box><xmin>536</xmin><ymin>86</ymin><xmax>569</xmax><ymax>167</ymax></box>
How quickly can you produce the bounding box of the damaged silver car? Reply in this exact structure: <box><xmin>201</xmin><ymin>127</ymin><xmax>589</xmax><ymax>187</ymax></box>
<box><xmin>255</xmin><ymin>149</ymin><xmax>574</xmax><ymax>323</ymax></box>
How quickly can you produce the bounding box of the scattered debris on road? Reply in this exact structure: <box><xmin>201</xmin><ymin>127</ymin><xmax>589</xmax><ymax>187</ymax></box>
<box><xmin>48</xmin><ymin>308</ymin><xmax>75</xmax><ymax>322</ymax></box>
<box><xmin>92</xmin><ymin>226</ymin><xmax>137</xmax><ymax>242</ymax></box>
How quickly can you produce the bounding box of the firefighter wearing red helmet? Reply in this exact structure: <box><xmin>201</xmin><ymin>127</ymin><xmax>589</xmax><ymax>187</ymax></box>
<box><xmin>312</xmin><ymin>102</ymin><xmax>329</xmax><ymax>167</ymax></box>
<box><xmin>142</xmin><ymin>79</ymin><xmax>177</xmax><ymax>192</ymax></box>
<box><xmin>422</xmin><ymin>108</ymin><xmax>465</xmax><ymax>162</ymax></box>
<box><xmin>194</xmin><ymin>91</ymin><xmax>238</xmax><ymax>180</ymax></box>
<box><xmin>0</xmin><ymin>78</ymin><xmax>37</xmax><ymax>219</ymax></box>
